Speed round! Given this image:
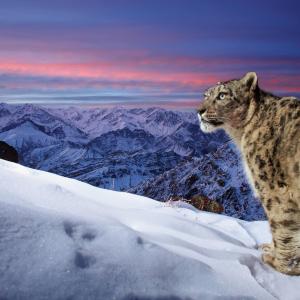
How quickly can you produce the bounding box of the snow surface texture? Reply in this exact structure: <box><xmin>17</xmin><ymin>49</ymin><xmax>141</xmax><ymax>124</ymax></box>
<box><xmin>0</xmin><ymin>160</ymin><xmax>298</xmax><ymax>300</ymax></box>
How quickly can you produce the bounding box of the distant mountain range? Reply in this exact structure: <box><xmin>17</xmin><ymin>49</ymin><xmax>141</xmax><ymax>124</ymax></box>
<box><xmin>129</xmin><ymin>143</ymin><xmax>265</xmax><ymax>220</ymax></box>
<box><xmin>0</xmin><ymin>103</ymin><xmax>265</xmax><ymax>220</ymax></box>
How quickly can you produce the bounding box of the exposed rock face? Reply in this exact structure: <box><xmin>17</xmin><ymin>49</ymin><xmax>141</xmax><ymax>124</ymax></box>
<box><xmin>129</xmin><ymin>143</ymin><xmax>266</xmax><ymax>221</ymax></box>
<box><xmin>168</xmin><ymin>195</ymin><xmax>224</xmax><ymax>214</ymax></box>
<box><xmin>0</xmin><ymin>141</ymin><xmax>18</xmax><ymax>163</ymax></box>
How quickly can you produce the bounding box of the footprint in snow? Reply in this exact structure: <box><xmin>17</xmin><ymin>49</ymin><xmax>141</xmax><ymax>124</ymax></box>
<box><xmin>63</xmin><ymin>221</ymin><xmax>97</xmax><ymax>269</ymax></box>
<box><xmin>74</xmin><ymin>250</ymin><xmax>96</xmax><ymax>269</ymax></box>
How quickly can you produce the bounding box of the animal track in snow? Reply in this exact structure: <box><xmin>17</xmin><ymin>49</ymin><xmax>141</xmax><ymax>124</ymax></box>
<box><xmin>63</xmin><ymin>221</ymin><xmax>76</xmax><ymax>238</ymax></box>
<box><xmin>74</xmin><ymin>250</ymin><xmax>96</xmax><ymax>269</ymax></box>
<box><xmin>63</xmin><ymin>221</ymin><xmax>97</xmax><ymax>269</ymax></box>
<box><xmin>81</xmin><ymin>231</ymin><xmax>96</xmax><ymax>241</ymax></box>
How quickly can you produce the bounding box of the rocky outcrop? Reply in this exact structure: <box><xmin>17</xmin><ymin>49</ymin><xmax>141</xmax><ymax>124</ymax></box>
<box><xmin>169</xmin><ymin>195</ymin><xmax>224</xmax><ymax>214</ymax></box>
<box><xmin>129</xmin><ymin>143</ymin><xmax>266</xmax><ymax>221</ymax></box>
<box><xmin>0</xmin><ymin>141</ymin><xmax>18</xmax><ymax>163</ymax></box>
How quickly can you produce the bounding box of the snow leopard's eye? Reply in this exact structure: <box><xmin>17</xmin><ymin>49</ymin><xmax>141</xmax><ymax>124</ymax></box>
<box><xmin>218</xmin><ymin>93</ymin><xmax>226</xmax><ymax>100</ymax></box>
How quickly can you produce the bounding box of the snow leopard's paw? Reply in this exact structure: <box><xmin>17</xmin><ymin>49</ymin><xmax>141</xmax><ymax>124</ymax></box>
<box><xmin>259</xmin><ymin>243</ymin><xmax>274</xmax><ymax>254</ymax></box>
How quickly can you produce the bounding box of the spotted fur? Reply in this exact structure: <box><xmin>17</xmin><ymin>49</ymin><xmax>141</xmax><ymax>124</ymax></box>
<box><xmin>198</xmin><ymin>72</ymin><xmax>300</xmax><ymax>275</ymax></box>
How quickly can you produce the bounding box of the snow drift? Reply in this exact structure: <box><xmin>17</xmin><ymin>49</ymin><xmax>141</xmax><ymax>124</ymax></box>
<box><xmin>0</xmin><ymin>159</ymin><xmax>298</xmax><ymax>300</ymax></box>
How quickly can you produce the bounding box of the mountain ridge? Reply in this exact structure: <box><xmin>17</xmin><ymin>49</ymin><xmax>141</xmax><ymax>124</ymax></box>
<box><xmin>0</xmin><ymin>103</ymin><xmax>263</xmax><ymax>219</ymax></box>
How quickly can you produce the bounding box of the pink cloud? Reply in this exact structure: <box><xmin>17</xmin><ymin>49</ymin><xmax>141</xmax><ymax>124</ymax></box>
<box><xmin>0</xmin><ymin>53</ymin><xmax>300</xmax><ymax>98</ymax></box>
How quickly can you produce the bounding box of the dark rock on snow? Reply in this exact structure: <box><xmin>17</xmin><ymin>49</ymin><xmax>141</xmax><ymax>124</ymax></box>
<box><xmin>0</xmin><ymin>141</ymin><xmax>18</xmax><ymax>163</ymax></box>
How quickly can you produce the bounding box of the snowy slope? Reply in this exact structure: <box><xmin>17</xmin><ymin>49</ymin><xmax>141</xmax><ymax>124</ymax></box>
<box><xmin>0</xmin><ymin>160</ymin><xmax>299</xmax><ymax>300</ymax></box>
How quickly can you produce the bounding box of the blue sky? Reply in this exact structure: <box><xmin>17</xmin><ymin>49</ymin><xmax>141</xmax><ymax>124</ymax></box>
<box><xmin>0</xmin><ymin>0</ymin><xmax>299</xmax><ymax>108</ymax></box>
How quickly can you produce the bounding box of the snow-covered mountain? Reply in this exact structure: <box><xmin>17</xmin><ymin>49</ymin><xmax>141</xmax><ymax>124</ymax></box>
<box><xmin>0</xmin><ymin>159</ymin><xmax>298</xmax><ymax>299</ymax></box>
<box><xmin>48</xmin><ymin>106</ymin><xmax>204</xmax><ymax>139</ymax></box>
<box><xmin>130</xmin><ymin>143</ymin><xmax>266</xmax><ymax>221</ymax></box>
<box><xmin>0</xmin><ymin>103</ymin><xmax>88</xmax><ymax>143</ymax></box>
<box><xmin>0</xmin><ymin>103</ymin><xmax>225</xmax><ymax>190</ymax></box>
<box><xmin>0</xmin><ymin>103</ymin><xmax>263</xmax><ymax>220</ymax></box>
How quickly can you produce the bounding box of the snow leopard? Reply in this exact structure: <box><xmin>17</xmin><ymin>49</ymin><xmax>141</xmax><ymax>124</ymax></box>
<box><xmin>197</xmin><ymin>72</ymin><xmax>300</xmax><ymax>275</ymax></box>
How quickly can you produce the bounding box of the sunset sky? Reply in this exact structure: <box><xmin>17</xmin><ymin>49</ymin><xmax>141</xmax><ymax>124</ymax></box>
<box><xmin>0</xmin><ymin>0</ymin><xmax>299</xmax><ymax>108</ymax></box>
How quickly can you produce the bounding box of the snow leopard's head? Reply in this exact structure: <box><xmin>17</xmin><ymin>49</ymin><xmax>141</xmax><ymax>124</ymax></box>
<box><xmin>197</xmin><ymin>72</ymin><xmax>258</xmax><ymax>133</ymax></box>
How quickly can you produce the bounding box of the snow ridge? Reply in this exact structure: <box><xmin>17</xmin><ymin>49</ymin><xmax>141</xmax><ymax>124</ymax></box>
<box><xmin>0</xmin><ymin>160</ymin><xmax>299</xmax><ymax>299</ymax></box>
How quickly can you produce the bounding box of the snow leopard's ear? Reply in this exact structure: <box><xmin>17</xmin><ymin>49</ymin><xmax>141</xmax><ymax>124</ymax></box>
<box><xmin>241</xmin><ymin>72</ymin><xmax>258</xmax><ymax>91</ymax></box>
